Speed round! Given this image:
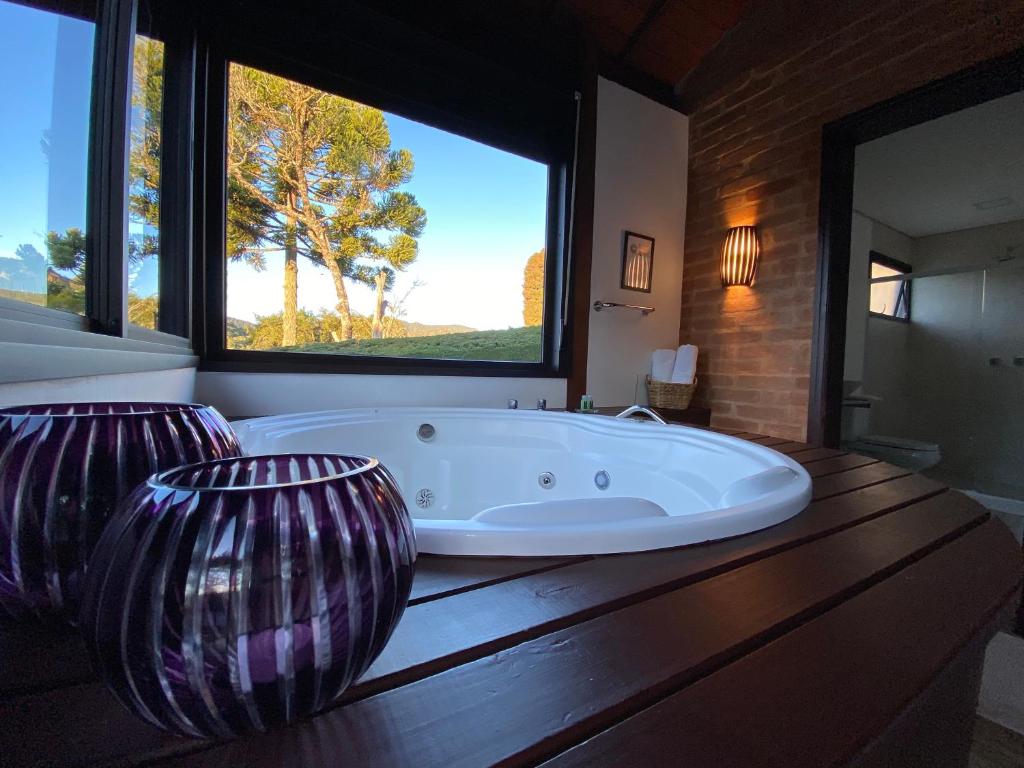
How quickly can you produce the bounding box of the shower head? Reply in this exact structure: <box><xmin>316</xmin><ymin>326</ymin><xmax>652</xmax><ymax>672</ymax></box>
<box><xmin>996</xmin><ymin>243</ymin><xmax>1023</xmax><ymax>263</ymax></box>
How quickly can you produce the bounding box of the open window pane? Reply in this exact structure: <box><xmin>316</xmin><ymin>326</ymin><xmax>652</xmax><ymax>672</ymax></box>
<box><xmin>126</xmin><ymin>32</ymin><xmax>164</xmax><ymax>329</ymax></box>
<box><xmin>869</xmin><ymin>257</ymin><xmax>911</xmax><ymax>320</ymax></box>
<box><xmin>0</xmin><ymin>0</ymin><xmax>94</xmax><ymax>316</ymax></box>
<box><xmin>224</xmin><ymin>63</ymin><xmax>549</xmax><ymax>362</ymax></box>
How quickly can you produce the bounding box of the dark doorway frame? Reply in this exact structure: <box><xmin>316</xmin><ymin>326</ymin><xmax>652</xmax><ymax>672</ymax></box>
<box><xmin>808</xmin><ymin>48</ymin><xmax>1024</xmax><ymax>447</ymax></box>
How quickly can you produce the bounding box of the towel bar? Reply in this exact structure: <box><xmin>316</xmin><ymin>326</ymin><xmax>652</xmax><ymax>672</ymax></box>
<box><xmin>593</xmin><ymin>300</ymin><xmax>655</xmax><ymax>316</ymax></box>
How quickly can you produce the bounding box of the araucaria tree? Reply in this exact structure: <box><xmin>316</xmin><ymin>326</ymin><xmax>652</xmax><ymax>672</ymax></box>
<box><xmin>227</xmin><ymin>65</ymin><xmax>426</xmax><ymax>344</ymax></box>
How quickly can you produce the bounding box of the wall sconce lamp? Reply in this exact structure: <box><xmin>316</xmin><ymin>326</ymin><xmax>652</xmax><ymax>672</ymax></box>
<box><xmin>721</xmin><ymin>225</ymin><xmax>761</xmax><ymax>286</ymax></box>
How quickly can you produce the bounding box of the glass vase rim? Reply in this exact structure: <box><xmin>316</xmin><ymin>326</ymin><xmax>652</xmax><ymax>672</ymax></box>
<box><xmin>0</xmin><ymin>402</ymin><xmax>218</xmax><ymax>418</ymax></box>
<box><xmin>152</xmin><ymin>453</ymin><xmax>381</xmax><ymax>492</ymax></box>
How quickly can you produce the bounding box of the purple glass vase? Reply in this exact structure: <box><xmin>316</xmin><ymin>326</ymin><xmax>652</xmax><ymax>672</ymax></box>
<box><xmin>0</xmin><ymin>402</ymin><xmax>242</xmax><ymax>624</ymax></box>
<box><xmin>79</xmin><ymin>453</ymin><xmax>416</xmax><ymax>739</ymax></box>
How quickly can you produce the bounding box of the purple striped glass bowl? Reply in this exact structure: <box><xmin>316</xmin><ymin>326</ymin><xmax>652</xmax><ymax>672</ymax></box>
<box><xmin>0</xmin><ymin>402</ymin><xmax>242</xmax><ymax>624</ymax></box>
<box><xmin>79</xmin><ymin>453</ymin><xmax>416</xmax><ymax>739</ymax></box>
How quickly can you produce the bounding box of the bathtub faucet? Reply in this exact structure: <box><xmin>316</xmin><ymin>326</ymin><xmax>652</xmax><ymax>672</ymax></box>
<box><xmin>536</xmin><ymin>398</ymin><xmax>547</xmax><ymax>410</ymax></box>
<box><xmin>507</xmin><ymin>399</ymin><xmax>518</xmax><ymax>409</ymax></box>
<box><xmin>615</xmin><ymin>405</ymin><xmax>667</xmax><ymax>424</ymax></box>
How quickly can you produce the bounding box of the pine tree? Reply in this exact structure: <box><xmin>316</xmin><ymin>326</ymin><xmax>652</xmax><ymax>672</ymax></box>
<box><xmin>227</xmin><ymin>64</ymin><xmax>426</xmax><ymax>343</ymax></box>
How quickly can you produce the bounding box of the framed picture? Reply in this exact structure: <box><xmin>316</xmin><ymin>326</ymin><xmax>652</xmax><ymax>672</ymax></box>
<box><xmin>621</xmin><ymin>231</ymin><xmax>655</xmax><ymax>293</ymax></box>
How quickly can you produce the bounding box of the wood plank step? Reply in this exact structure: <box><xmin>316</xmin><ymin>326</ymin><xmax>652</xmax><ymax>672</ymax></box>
<box><xmin>149</xmin><ymin>493</ymin><xmax>993</xmax><ymax>768</ymax></box>
<box><xmin>789</xmin><ymin>446</ymin><xmax>847</xmax><ymax>463</ymax></box>
<box><xmin>0</xmin><ymin>557</ymin><xmax>588</xmax><ymax>702</ymax></box>
<box><xmin>767</xmin><ymin>440</ymin><xmax>817</xmax><ymax>454</ymax></box>
<box><xmin>351</xmin><ymin>478</ymin><xmax>948</xmax><ymax>699</ymax></box>
<box><xmin>409</xmin><ymin>555</ymin><xmax>587</xmax><ymax>605</ymax></box>
<box><xmin>813</xmin><ymin>461</ymin><xmax>912</xmax><ymax>501</ymax></box>
<box><xmin>542</xmin><ymin>517</ymin><xmax>1022</xmax><ymax>768</ymax></box>
<box><xmin>744</xmin><ymin>435</ymin><xmax>791</xmax><ymax>446</ymax></box>
<box><xmin>805</xmin><ymin>453</ymin><xmax>879</xmax><ymax>477</ymax></box>
<box><xmin>0</xmin><ymin>457</ymin><xmax>910</xmax><ymax>702</ymax></box>
<box><xmin>0</xmin><ymin>462</ymin><xmax>928</xmax><ymax>702</ymax></box>
<box><xmin>0</xmin><ymin>474</ymin><xmax>950</xmax><ymax>768</ymax></box>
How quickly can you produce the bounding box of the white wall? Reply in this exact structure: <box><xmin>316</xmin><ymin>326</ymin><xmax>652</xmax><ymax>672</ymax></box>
<box><xmin>586</xmin><ymin>77</ymin><xmax>688</xmax><ymax>408</ymax></box>
<box><xmin>843</xmin><ymin>212</ymin><xmax>872</xmax><ymax>382</ymax></box>
<box><xmin>867</xmin><ymin>219</ymin><xmax>916</xmax><ymax>265</ymax></box>
<box><xmin>196</xmin><ymin>372</ymin><xmax>565</xmax><ymax>419</ymax></box>
<box><xmin>914</xmin><ymin>218</ymin><xmax>1024</xmax><ymax>271</ymax></box>
<box><xmin>844</xmin><ymin>216</ymin><xmax>917</xmax><ymax>435</ymax></box>
<box><xmin>0</xmin><ymin>367</ymin><xmax>196</xmax><ymax>407</ymax></box>
<box><xmin>863</xmin><ymin>220</ymin><xmax>916</xmax><ymax>434</ymax></box>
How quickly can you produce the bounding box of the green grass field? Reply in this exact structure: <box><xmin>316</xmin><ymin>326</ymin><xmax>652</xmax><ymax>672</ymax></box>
<box><xmin>285</xmin><ymin>325</ymin><xmax>542</xmax><ymax>361</ymax></box>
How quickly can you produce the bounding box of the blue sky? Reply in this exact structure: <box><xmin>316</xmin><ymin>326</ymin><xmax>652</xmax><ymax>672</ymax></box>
<box><xmin>0</xmin><ymin>2</ymin><xmax>548</xmax><ymax>330</ymax></box>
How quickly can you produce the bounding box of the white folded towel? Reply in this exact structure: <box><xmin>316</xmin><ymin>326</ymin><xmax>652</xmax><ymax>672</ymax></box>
<box><xmin>650</xmin><ymin>349</ymin><xmax>677</xmax><ymax>382</ymax></box>
<box><xmin>670</xmin><ymin>344</ymin><xmax>698</xmax><ymax>384</ymax></box>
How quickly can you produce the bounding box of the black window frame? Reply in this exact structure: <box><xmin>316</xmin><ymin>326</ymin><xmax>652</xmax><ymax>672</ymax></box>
<box><xmin>4</xmin><ymin>0</ymin><xmax>581</xmax><ymax>377</ymax></box>
<box><xmin>191</xmin><ymin>17</ymin><xmax>578</xmax><ymax>378</ymax></box>
<box><xmin>0</xmin><ymin>0</ymin><xmax>193</xmax><ymax>344</ymax></box>
<box><xmin>868</xmin><ymin>250</ymin><xmax>911</xmax><ymax>323</ymax></box>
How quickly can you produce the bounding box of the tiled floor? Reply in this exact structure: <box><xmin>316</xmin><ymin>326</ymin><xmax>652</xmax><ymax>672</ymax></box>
<box><xmin>970</xmin><ymin>717</ymin><xmax>1024</xmax><ymax>768</ymax></box>
<box><xmin>973</xmin><ymin>627</ymin><xmax>1024</xmax><ymax>767</ymax></box>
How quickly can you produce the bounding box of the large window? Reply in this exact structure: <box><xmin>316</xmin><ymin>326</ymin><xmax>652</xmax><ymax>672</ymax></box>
<box><xmin>869</xmin><ymin>251</ymin><xmax>911</xmax><ymax>321</ymax></box>
<box><xmin>223</xmin><ymin>63</ymin><xmax>551</xmax><ymax>364</ymax></box>
<box><xmin>0</xmin><ymin>1</ymin><xmax>95</xmax><ymax>317</ymax></box>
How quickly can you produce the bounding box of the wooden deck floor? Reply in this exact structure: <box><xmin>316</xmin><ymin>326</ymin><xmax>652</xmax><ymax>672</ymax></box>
<box><xmin>0</xmin><ymin>427</ymin><xmax>1020</xmax><ymax>767</ymax></box>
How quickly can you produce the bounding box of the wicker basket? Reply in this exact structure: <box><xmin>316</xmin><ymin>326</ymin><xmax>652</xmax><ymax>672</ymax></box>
<box><xmin>646</xmin><ymin>376</ymin><xmax>697</xmax><ymax>410</ymax></box>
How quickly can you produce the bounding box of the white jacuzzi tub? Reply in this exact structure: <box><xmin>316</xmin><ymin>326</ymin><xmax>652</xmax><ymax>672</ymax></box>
<box><xmin>232</xmin><ymin>407</ymin><xmax>812</xmax><ymax>556</ymax></box>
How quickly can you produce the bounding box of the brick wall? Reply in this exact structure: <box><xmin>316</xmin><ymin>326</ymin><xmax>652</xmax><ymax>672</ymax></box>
<box><xmin>678</xmin><ymin>0</ymin><xmax>1024</xmax><ymax>441</ymax></box>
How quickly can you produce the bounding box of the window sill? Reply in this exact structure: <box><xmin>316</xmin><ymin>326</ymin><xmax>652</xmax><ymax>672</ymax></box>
<box><xmin>0</xmin><ymin>316</ymin><xmax>196</xmax><ymax>385</ymax></box>
<box><xmin>200</xmin><ymin>350</ymin><xmax>563</xmax><ymax>378</ymax></box>
<box><xmin>868</xmin><ymin>312</ymin><xmax>910</xmax><ymax>324</ymax></box>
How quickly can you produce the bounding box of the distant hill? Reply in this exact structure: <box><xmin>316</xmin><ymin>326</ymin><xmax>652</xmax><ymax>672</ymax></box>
<box><xmin>225</xmin><ymin>316</ymin><xmax>475</xmax><ymax>342</ymax></box>
<box><xmin>0</xmin><ymin>288</ymin><xmax>45</xmax><ymax>306</ymax></box>
<box><xmin>286</xmin><ymin>325</ymin><xmax>542</xmax><ymax>362</ymax></box>
<box><xmin>226</xmin><ymin>317</ymin><xmax>256</xmax><ymax>337</ymax></box>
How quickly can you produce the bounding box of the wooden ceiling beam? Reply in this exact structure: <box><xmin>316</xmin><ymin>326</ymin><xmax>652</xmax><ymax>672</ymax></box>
<box><xmin>625</xmin><ymin>39</ymin><xmax>703</xmax><ymax>86</ymax></box>
<box><xmin>681</xmin><ymin>0</ymin><xmax>748</xmax><ymax>32</ymax></box>
<box><xmin>653</xmin><ymin>1</ymin><xmax>728</xmax><ymax>52</ymax></box>
<box><xmin>617</xmin><ymin>0</ymin><xmax>671</xmax><ymax>61</ymax></box>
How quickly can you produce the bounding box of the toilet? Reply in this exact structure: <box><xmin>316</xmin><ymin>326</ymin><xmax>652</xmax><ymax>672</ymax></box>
<box><xmin>841</xmin><ymin>385</ymin><xmax>941</xmax><ymax>472</ymax></box>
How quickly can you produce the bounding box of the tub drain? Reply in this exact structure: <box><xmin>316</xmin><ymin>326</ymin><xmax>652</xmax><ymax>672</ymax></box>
<box><xmin>415</xmin><ymin>488</ymin><xmax>434</xmax><ymax>508</ymax></box>
<box><xmin>538</xmin><ymin>472</ymin><xmax>556</xmax><ymax>490</ymax></box>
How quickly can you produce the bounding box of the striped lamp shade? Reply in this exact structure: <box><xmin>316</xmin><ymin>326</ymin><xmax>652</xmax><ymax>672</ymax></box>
<box><xmin>721</xmin><ymin>226</ymin><xmax>761</xmax><ymax>286</ymax></box>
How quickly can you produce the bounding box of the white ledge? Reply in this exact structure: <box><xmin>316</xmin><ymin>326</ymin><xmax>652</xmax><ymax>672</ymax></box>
<box><xmin>0</xmin><ymin>316</ymin><xmax>196</xmax><ymax>384</ymax></box>
<box><xmin>0</xmin><ymin>341</ymin><xmax>197</xmax><ymax>384</ymax></box>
